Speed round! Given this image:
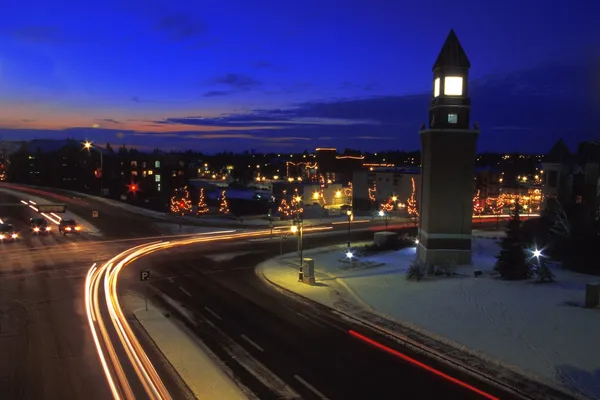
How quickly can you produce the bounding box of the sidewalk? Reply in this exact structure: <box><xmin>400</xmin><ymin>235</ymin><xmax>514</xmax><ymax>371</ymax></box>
<box><xmin>124</xmin><ymin>293</ymin><xmax>248</xmax><ymax>400</ymax></box>
<box><xmin>257</xmin><ymin>231</ymin><xmax>600</xmax><ymax>400</ymax></box>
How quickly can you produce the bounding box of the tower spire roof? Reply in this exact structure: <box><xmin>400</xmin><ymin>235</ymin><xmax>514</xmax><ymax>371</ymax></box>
<box><xmin>433</xmin><ymin>29</ymin><xmax>470</xmax><ymax>71</ymax></box>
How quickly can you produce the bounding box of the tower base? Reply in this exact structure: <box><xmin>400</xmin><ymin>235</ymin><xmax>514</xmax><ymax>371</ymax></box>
<box><xmin>416</xmin><ymin>230</ymin><xmax>472</xmax><ymax>265</ymax></box>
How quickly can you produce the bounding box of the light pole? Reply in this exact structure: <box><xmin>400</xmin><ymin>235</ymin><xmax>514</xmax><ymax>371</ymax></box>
<box><xmin>378</xmin><ymin>210</ymin><xmax>388</xmax><ymax>229</ymax></box>
<box><xmin>84</xmin><ymin>141</ymin><xmax>103</xmax><ymax>196</ymax></box>
<box><xmin>291</xmin><ymin>216</ymin><xmax>304</xmax><ymax>282</ymax></box>
<box><xmin>346</xmin><ymin>209</ymin><xmax>352</xmax><ymax>248</ymax></box>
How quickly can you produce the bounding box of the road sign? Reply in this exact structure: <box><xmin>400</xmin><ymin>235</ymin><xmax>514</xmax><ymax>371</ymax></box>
<box><xmin>38</xmin><ymin>204</ymin><xmax>67</xmax><ymax>213</ymax></box>
<box><xmin>92</xmin><ymin>210</ymin><xmax>99</xmax><ymax>218</ymax></box>
<box><xmin>140</xmin><ymin>270</ymin><xmax>150</xmax><ymax>281</ymax></box>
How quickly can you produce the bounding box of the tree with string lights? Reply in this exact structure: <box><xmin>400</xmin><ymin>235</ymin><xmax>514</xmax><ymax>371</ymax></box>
<box><xmin>196</xmin><ymin>187</ymin><xmax>209</xmax><ymax>215</ymax></box>
<box><xmin>219</xmin><ymin>190</ymin><xmax>230</xmax><ymax>214</ymax></box>
<box><xmin>170</xmin><ymin>186</ymin><xmax>192</xmax><ymax>216</ymax></box>
<box><xmin>406</xmin><ymin>177</ymin><xmax>419</xmax><ymax>222</ymax></box>
<box><xmin>278</xmin><ymin>198</ymin><xmax>291</xmax><ymax>219</ymax></box>
<box><xmin>473</xmin><ymin>190</ymin><xmax>484</xmax><ymax>216</ymax></box>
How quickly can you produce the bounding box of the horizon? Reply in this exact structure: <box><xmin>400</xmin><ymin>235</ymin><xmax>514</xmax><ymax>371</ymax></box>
<box><xmin>1</xmin><ymin>1</ymin><xmax>599</xmax><ymax>153</ymax></box>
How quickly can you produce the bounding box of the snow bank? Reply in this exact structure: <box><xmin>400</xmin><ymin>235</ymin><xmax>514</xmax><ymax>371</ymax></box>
<box><xmin>0</xmin><ymin>187</ymin><xmax>101</xmax><ymax>236</ymax></box>
<box><xmin>260</xmin><ymin>237</ymin><xmax>600</xmax><ymax>399</ymax></box>
<box><xmin>125</xmin><ymin>294</ymin><xmax>248</xmax><ymax>400</ymax></box>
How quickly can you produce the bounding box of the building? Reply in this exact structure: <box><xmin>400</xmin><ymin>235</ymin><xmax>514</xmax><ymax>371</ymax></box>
<box><xmin>417</xmin><ymin>29</ymin><xmax>479</xmax><ymax>265</ymax></box>
<box><xmin>542</xmin><ymin>139</ymin><xmax>600</xmax><ymax>217</ymax></box>
<box><xmin>352</xmin><ymin>168</ymin><xmax>420</xmax><ymax>213</ymax></box>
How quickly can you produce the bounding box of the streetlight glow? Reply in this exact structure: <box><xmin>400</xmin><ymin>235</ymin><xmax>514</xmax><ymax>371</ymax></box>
<box><xmin>290</xmin><ymin>225</ymin><xmax>298</xmax><ymax>234</ymax></box>
<box><xmin>345</xmin><ymin>251</ymin><xmax>354</xmax><ymax>259</ymax></box>
<box><xmin>84</xmin><ymin>141</ymin><xmax>92</xmax><ymax>149</ymax></box>
<box><xmin>378</xmin><ymin>210</ymin><xmax>384</xmax><ymax>217</ymax></box>
<box><xmin>532</xmin><ymin>248</ymin><xmax>542</xmax><ymax>258</ymax></box>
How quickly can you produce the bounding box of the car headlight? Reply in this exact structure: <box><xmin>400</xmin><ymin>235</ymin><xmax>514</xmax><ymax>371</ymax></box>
<box><xmin>65</xmin><ymin>227</ymin><xmax>71</xmax><ymax>231</ymax></box>
<box><xmin>46</xmin><ymin>227</ymin><xmax>51</xmax><ymax>231</ymax></box>
<box><xmin>34</xmin><ymin>227</ymin><xmax>40</xmax><ymax>232</ymax></box>
<box><xmin>11</xmin><ymin>233</ymin><xmax>17</xmax><ymax>239</ymax></box>
<box><xmin>0</xmin><ymin>234</ymin><xmax>4</xmax><ymax>239</ymax></box>
<box><xmin>75</xmin><ymin>226</ymin><xmax>81</xmax><ymax>231</ymax></box>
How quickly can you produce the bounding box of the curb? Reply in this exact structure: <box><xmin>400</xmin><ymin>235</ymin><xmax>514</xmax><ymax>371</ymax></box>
<box><xmin>256</xmin><ymin>262</ymin><xmax>576</xmax><ymax>400</ymax></box>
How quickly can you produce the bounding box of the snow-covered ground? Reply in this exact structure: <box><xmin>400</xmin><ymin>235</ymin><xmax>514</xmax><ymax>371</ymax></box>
<box><xmin>125</xmin><ymin>293</ymin><xmax>249</xmax><ymax>400</ymax></box>
<box><xmin>259</xmin><ymin>230</ymin><xmax>600</xmax><ymax>399</ymax></box>
<box><xmin>0</xmin><ymin>187</ymin><xmax>101</xmax><ymax>236</ymax></box>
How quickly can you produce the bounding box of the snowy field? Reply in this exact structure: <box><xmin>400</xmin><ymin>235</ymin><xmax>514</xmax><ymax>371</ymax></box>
<box><xmin>260</xmin><ymin>230</ymin><xmax>600</xmax><ymax>399</ymax></box>
<box><xmin>0</xmin><ymin>187</ymin><xmax>101</xmax><ymax>236</ymax></box>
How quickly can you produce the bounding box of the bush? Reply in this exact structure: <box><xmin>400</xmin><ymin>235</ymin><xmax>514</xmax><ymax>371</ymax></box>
<box><xmin>407</xmin><ymin>262</ymin><xmax>426</xmax><ymax>281</ymax></box>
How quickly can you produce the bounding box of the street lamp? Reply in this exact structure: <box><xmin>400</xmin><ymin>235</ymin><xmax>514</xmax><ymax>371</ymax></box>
<box><xmin>83</xmin><ymin>141</ymin><xmax>104</xmax><ymax>196</ymax></box>
<box><xmin>378</xmin><ymin>210</ymin><xmax>388</xmax><ymax>229</ymax></box>
<box><xmin>346</xmin><ymin>209</ymin><xmax>353</xmax><ymax>248</ymax></box>
<box><xmin>291</xmin><ymin>217</ymin><xmax>304</xmax><ymax>282</ymax></box>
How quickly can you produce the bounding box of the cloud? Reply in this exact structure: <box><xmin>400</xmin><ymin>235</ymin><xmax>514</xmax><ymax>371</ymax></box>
<box><xmin>131</xmin><ymin>96</ymin><xmax>141</xmax><ymax>103</ymax></box>
<box><xmin>203</xmin><ymin>90</ymin><xmax>231</xmax><ymax>97</ymax></box>
<box><xmin>98</xmin><ymin>118</ymin><xmax>120</xmax><ymax>124</ymax></box>
<box><xmin>253</xmin><ymin>60</ymin><xmax>272</xmax><ymax>69</ymax></box>
<box><xmin>339</xmin><ymin>81</ymin><xmax>378</xmax><ymax>91</ymax></box>
<box><xmin>6</xmin><ymin>26</ymin><xmax>64</xmax><ymax>43</ymax></box>
<box><xmin>155</xmin><ymin>14</ymin><xmax>206</xmax><ymax>40</ymax></box>
<box><xmin>213</xmin><ymin>73</ymin><xmax>262</xmax><ymax>91</ymax></box>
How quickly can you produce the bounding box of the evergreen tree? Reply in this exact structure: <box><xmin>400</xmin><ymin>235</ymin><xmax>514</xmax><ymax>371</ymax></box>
<box><xmin>197</xmin><ymin>188</ymin><xmax>209</xmax><ymax>215</ymax></box>
<box><xmin>495</xmin><ymin>200</ymin><xmax>532</xmax><ymax>280</ymax></box>
<box><xmin>219</xmin><ymin>190</ymin><xmax>229</xmax><ymax>214</ymax></box>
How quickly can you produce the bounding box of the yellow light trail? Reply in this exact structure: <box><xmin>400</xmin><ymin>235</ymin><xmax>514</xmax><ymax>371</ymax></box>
<box><xmin>86</xmin><ymin>227</ymin><xmax>334</xmax><ymax>399</ymax></box>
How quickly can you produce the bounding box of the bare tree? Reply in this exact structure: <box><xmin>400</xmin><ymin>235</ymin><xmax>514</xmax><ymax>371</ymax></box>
<box><xmin>549</xmin><ymin>199</ymin><xmax>570</xmax><ymax>239</ymax></box>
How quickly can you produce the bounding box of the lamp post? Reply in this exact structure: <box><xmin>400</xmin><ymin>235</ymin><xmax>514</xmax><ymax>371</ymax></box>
<box><xmin>291</xmin><ymin>216</ymin><xmax>304</xmax><ymax>282</ymax></box>
<box><xmin>83</xmin><ymin>141</ymin><xmax>103</xmax><ymax>196</ymax></box>
<box><xmin>346</xmin><ymin>209</ymin><xmax>353</xmax><ymax>248</ymax></box>
<box><xmin>378</xmin><ymin>210</ymin><xmax>388</xmax><ymax>229</ymax></box>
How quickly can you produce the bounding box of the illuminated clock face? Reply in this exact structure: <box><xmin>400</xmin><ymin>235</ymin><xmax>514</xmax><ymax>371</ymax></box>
<box><xmin>444</xmin><ymin>76</ymin><xmax>463</xmax><ymax>96</ymax></box>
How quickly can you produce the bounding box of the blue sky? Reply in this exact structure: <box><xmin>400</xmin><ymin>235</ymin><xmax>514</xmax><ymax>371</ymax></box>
<box><xmin>0</xmin><ymin>0</ymin><xmax>599</xmax><ymax>153</ymax></box>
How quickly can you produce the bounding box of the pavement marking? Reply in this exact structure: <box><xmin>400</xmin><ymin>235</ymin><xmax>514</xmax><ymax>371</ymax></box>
<box><xmin>179</xmin><ymin>286</ymin><xmax>192</xmax><ymax>297</ymax></box>
<box><xmin>204</xmin><ymin>306</ymin><xmax>222</xmax><ymax>320</ymax></box>
<box><xmin>293</xmin><ymin>375</ymin><xmax>330</xmax><ymax>399</ymax></box>
<box><xmin>241</xmin><ymin>334</ymin><xmax>264</xmax><ymax>352</ymax></box>
<box><xmin>167</xmin><ymin>277</ymin><xmax>175</xmax><ymax>283</ymax></box>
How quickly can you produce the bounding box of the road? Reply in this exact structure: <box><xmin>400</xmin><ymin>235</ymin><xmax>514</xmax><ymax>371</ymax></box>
<box><xmin>0</xmin><ymin>189</ymin><xmax>195</xmax><ymax>400</ymax></box>
<box><xmin>121</xmin><ymin>229</ymin><xmax>523</xmax><ymax>400</ymax></box>
<box><xmin>1</xmin><ymin>183</ymin><xmax>546</xmax><ymax>400</ymax></box>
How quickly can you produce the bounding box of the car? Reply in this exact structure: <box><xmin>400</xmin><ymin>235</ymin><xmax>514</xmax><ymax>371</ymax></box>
<box><xmin>58</xmin><ymin>219</ymin><xmax>81</xmax><ymax>235</ymax></box>
<box><xmin>30</xmin><ymin>217</ymin><xmax>51</xmax><ymax>234</ymax></box>
<box><xmin>0</xmin><ymin>223</ymin><xmax>18</xmax><ymax>241</ymax></box>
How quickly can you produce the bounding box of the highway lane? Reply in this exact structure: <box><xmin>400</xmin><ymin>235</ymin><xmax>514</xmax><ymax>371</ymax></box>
<box><xmin>123</xmin><ymin>228</ymin><xmax>524</xmax><ymax>400</ymax></box>
<box><xmin>0</xmin><ymin>191</ymin><xmax>195</xmax><ymax>400</ymax></box>
<box><xmin>0</xmin><ymin>183</ymin><xmax>165</xmax><ymax>238</ymax></box>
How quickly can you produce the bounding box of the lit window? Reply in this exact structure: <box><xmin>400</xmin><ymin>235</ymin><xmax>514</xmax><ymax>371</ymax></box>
<box><xmin>448</xmin><ymin>114</ymin><xmax>458</xmax><ymax>124</ymax></box>
<box><xmin>434</xmin><ymin>78</ymin><xmax>440</xmax><ymax>97</ymax></box>
<box><xmin>157</xmin><ymin>183</ymin><xmax>161</xmax><ymax>191</ymax></box>
<box><xmin>444</xmin><ymin>76</ymin><xmax>463</xmax><ymax>96</ymax></box>
<box><xmin>155</xmin><ymin>174</ymin><xmax>161</xmax><ymax>182</ymax></box>
<box><xmin>154</xmin><ymin>160</ymin><xmax>160</xmax><ymax>168</ymax></box>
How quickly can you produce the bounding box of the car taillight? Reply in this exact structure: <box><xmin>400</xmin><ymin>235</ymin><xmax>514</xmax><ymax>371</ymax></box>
<box><xmin>75</xmin><ymin>226</ymin><xmax>81</xmax><ymax>231</ymax></box>
<box><xmin>0</xmin><ymin>234</ymin><xmax>5</xmax><ymax>239</ymax></box>
<box><xmin>65</xmin><ymin>227</ymin><xmax>71</xmax><ymax>231</ymax></box>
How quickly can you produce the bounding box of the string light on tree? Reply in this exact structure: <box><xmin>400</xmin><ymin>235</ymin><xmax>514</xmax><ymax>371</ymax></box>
<box><xmin>196</xmin><ymin>188</ymin><xmax>209</xmax><ymax>215</ymax></box>
<box><xmin>170</xmin><ymin>186</ymin><xmax>192</xmax><ymax>215</ymax></box>
<box><xmin>473</xmin><ymin>190</ymin><xmax>484</xmax><ymax>215</ymax></box>
<box><xmin>368</xmin><ymin>182</ymin><xmax>376</xmax><ymax>202</ymax></box>
<box><xmin>219</xmin><ymin>190</ymin><xmax>230</xmax><ymax>214</ymax></box>
<box><xmin>406</xmin><ymin>177</ymin><xmax>419</xmax><ymax>218</ymax></box>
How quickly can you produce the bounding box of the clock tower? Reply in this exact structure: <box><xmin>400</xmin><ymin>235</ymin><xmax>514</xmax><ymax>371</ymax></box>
<box><xmin>417</xmin><ymin>29</ymin><xmax>479</xmax><ymax>265</ymax></box>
